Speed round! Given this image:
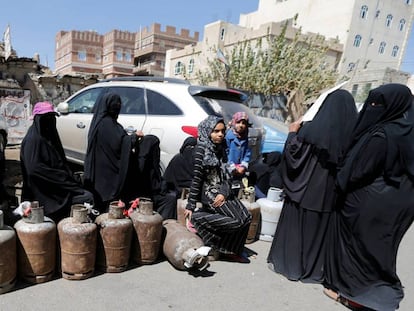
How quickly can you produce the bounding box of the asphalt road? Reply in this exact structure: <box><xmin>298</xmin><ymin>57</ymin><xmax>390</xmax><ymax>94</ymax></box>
<box><xmin>2</xmin><ymin>147</ymin><xmax>413</xmax><ymax>311</ymax></box>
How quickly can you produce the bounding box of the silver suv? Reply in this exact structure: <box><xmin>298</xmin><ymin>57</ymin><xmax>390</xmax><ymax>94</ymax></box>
<box><xmin>56</xmin><ymin>76</ymin><xmax>264</xmax><ymax>171</ymax></box>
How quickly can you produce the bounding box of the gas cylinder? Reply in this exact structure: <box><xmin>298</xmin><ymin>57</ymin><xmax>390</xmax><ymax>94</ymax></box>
<box><xmin>239</xmin><ymin>187</ymin><xmax>261</xmax><ymax>244</ymax></box>
<box><xmin>95</xmin><ymin>202</ymin><xmax>133</xmax><ymax>273</ymax></box>
<box><xmin>14</xmin><ymin>202</ymin><xmax>56</xmax><ymax>284</ymax></box>
<box><xmin>162</xmin><ymin>219</ymin><xmax>210</xmax><ymax>271</ymax></box>
<box><xmin>176</xmin><ymin>188</ymin><xmax>189</xmax><ymax>227</ymax></box>
<box><xmin>0</xmin><ymin>210</ymin><xmax>16</xmax><ymax>294</ymax></box>
<box><xmin>257</xmin><ymin>187</ymin><xmax>284</xmax><ymax>242</ymax></box>
<box><xmin>130</xmin><ymin>198</ymin><xmax>163</xmax><ymax>265</ymax></box>
<box><xmin>57</xmin><ymin>204</ymin><xmax>97</xmax><ymax>280</ymax></box>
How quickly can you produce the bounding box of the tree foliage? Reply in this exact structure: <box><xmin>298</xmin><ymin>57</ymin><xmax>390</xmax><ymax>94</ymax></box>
<box><xmin>196</xmin><ymin>20</ymin><xmax>340</xmax><ymax>121</ymax></box>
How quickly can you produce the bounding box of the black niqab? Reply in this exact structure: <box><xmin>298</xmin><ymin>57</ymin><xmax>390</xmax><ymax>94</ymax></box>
<box><xmin>338</xmin><ymin>83</ymin><xmax>414</xmax><ymax>190</ymax></box>
<box><xmin>20</xmin><ymin>112</ymin><xmax>83</xmax><ymax>215</ymax></box>
<box><xmin>84</xmin><ymin>93</ymin><xmax>134</xmax><ymax>204</ymax></box>
<box><xmin>298</xmin><ymin>89</ymin><xmax>358</xmax><ymax>165</ymax></box>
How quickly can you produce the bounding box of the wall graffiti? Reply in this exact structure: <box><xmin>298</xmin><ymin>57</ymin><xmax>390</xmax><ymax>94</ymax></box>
<box><xmin>0</xmin><ymin>89</ymin><xmax>31</xmax><ymax>145</ymax></box>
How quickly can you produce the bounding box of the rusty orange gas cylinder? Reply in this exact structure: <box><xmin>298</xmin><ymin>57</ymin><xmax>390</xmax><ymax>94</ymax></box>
<box><xmin>176</xmin><ymin>188</ymin><xmax>190</xmax><ymax>227</ymax></box>
<box><xmin>95</xmin><ymin>202</ymin><xmax>133</xmax><ymax>273</ymax></box>
<box><xmin>0</xmin><ymin>210</ymin><xmax>17</xmax><ymax>294</ymax></box>
<box><xmin>163</xmin><ymin>219</ymin><xmax>210</xmax><ymax>271</ymax></box>
<box><xmin>14</xmin><ymin>202</ymin><xmax>56</xmax><ymax>283</ymax></box>
<box><xmin>130</xmin><ymin>198</ymin><xmax>163</xmax><ymax>265</ymax></box>
<box><xmin>57</xmin><ymin>204</ymin><xmax>97</xmax><ymax>280</ymax></box>
<box><xmin>239</xmin><ymin>188</ymin><xmax>261</xmax><ymax>244</ymax></box>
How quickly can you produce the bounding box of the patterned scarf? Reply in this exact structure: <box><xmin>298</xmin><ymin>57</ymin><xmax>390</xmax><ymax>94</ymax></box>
<box><xmin>197</xmin><ymin>115</ymin><xmax>227</xmax><ymax>166</ymax></box>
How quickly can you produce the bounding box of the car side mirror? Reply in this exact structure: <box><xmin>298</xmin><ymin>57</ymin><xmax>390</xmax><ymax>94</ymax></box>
<box><xmin>57</xmin><ymin>102</ymin><xmax>69</xmax><ymax>114</ymax></box>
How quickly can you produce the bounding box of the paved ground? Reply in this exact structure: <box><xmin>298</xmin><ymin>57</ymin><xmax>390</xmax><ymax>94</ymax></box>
<box><xmin>2</xmin><ymin>146</ymin><xmax>413</xmax><ymax>311</ymax></box>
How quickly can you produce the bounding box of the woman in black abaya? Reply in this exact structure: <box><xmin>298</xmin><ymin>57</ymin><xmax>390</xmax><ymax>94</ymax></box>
<box><xmin>20</xmin><ymin>102</ymin><xmax>94</xmax><ymax>223</ymax></box>
<box><xmin>84</xmin><ymin>93</ymin><xmax>141</xmax><ymax>212</ymax></box>
<box><xmin>267</xmin><ymin>89</ymin><xmax>358</xmax><ymax>282</ymax></box>
<box><xmin>324</xmin><ymin>84</ymin><xmax>414</xmax><ymax>311</ymax></box>
<box><xmin>163</xmin><ymin>136</ymin><xmax>197</xmax><ymax>197</ymax></box>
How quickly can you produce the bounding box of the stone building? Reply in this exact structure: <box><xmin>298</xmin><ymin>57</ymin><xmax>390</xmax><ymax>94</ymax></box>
<box><xmin>55</xmin><ymin>29</ymin><xmax>135</xmax><ymax>78</ymax></box>
<box><xmin>165</xmin><ymin>19</ymin><xmax>342</xmax><ymax>86</ymax></box>
<box><xmin>133</xmin><ymin>23</ymin><xmax>199</xmax><ymax>77</ymax></box>
<box><xmin>238</xmin><ymin>0</ymin><xmax>414</xmax><ymax>99</ymax></box>
<box><xmin>54</xmin><ymin>24</ymin><xmax>199</xmax><ymax>78</ymax></box>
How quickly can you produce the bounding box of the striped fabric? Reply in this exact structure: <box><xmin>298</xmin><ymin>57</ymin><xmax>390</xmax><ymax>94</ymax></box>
<box><xmin>188</xmin><ymin>145</ymin><xmax>251</xmax><ymax>255</ymax></box>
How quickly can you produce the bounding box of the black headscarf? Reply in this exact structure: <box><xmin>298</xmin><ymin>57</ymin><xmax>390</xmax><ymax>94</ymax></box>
<box><xmin>20</xmin><ymin>112</ymin><xmax>83</xmax><ymax>215</ymax></box>
<box><xmin>84</xmin><ymin>93</ymin><xmax>134</xmax><ymax>204</ymax></box>
<box><xmin>197</xmin><ymin>115</ymin><xmax>227</xmax><ymax>166</ymax></box>
<box><xmin>163</xmin><ymin>136</ymin><xmax>197</xmax><ymax>193</ymax></box>
<box><xmin>338</xmin><ymin>83</ymin><xmax>414</xmax><ymax>189</ymax></box>
<box><xmin>298</xmin><ymin>89</ymin><xmax>358</xmax><ymax>165</ymax></box>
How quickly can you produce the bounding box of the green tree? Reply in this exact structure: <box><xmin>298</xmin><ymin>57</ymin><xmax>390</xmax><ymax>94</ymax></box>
<box><xmin>196</xmin><ymin>19</ymin><xmax>340</xmax><ymax>121</ymax></box>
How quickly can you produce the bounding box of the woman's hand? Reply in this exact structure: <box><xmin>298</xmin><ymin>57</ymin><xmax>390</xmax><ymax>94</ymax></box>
<box><xmin>184</xmin><ymin>209</ymin><xmax>192</xmax><ymax>219</ymax></box>
<box><xmin>212</xmin><ymin>194</ymin><xmax>225</xmax><ymax>208</ymax></box>
<box><xmin>289</xmin><ymin>117</ymin><xmax>303</xmax><ymax>133</ymax></box>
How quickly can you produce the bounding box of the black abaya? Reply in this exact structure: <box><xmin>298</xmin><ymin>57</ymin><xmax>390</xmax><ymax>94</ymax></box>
<box><xmin>21</xmin><ymin>112</ymin><xmax>92</xmax><ymax>219</ymax></box>
<box><xmin>325</xmin><ymin>84</ymin><xmax>414</xmax><ymax>311</ymax></box>
<box><xmin>267</xmin><ymin>89</ymin><xmax>358</xmax><ymax>283</ymax></box>
<box><xmin>84</xmin><ymin>93</ymin><xmax>137</xmax><ymax>211</ymax></box>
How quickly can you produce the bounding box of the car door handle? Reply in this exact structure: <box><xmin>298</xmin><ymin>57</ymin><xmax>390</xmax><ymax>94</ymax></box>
<box><xmin>77</xmin><ymin>122</ymin><xmax>86</xmax><ymax>129</ymax></box>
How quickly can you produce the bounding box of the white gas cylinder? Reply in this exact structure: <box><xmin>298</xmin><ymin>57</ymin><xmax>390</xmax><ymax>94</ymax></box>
<box><xmin>257</xmin><ymin>187</ymin><xmax>284</xmax><ymax>241</ymax></box>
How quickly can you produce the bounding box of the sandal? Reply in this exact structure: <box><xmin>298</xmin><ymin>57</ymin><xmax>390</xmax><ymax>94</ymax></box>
<box><xmin>323</xmin><ymin>288</ymin><xmax>364</xmax><ymax>309</ymax></box>
<box><xmin>323</xmin><ymin>288</ymin><xmax>340</xmax><ymax>301</ymax></box>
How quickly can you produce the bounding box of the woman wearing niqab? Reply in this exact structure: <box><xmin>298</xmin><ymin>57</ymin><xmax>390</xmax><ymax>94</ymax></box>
<box><xmin>267</xmin><ymin>89</ymin><xmax>358</xmax><ymax>282</ymax></box>
<box><xmin>84</xmin><ymin>93</ymin><xmax>138</xmax><ymax>211</ymax></box>
<box><xmin>20</xmin><ymin>102</ymin><xmax>94</xmax><ymax>222</ymax></box>
<box><xmin>324</xmin><ymin>84</ymin><xmax>414</xmax><ymax>311</ymax></box>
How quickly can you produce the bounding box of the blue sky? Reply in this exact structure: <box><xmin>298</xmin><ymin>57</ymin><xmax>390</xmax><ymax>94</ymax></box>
<box><xmin>1</xmin><ymin>0</ymin><xmax>413</xmax><ymax>74</ymax></box>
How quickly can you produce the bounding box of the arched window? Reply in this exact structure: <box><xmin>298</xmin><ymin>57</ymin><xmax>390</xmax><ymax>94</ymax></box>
<box><xmin>353</xmin><ymin>35</ymin><xmax>362</xmax><ymax>47</ymax></box>
<box><xmin>360</xmin><ymin>5</ymin><xmax>368</xmax><ymax>19</ymax></box>
<box><xmin>174</xmin><ymin>61</ymin><xmax>184</xmax><ymax>75</ymax></box>
<box><xmin>378</xmin><ymin>42</ymin><xmax>386</xmax><ymax>54</ymax></box>
<box><xmin>391</xmin><ymin>45</ymin><xmax>399</xmax><ymax>57</ymax></box>
<box><xmin>188</xmin><ymin>59</ymin><xmax>194</xmax><ymax>73</ymax></box>
<box><xmin>386</xmin><ymin>14</ymin><xmax>393</xmax><ymax>27</ymax></box>
<box><xmin>399</xmin><ymin>19</ymin><xmax>406</xmax><ymax>31</ymax></box>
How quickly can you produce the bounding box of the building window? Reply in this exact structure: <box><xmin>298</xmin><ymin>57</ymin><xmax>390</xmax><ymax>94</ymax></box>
<box><xmin>375</xmin><ymin>10</ymin><xmax>380</xmax><ymax>18</ymax></box>
<box><xmin>406</xmin><ymin>0</ymin><xmax>412</xmax><ymax>5</ymax></box>
<box><xmin>116</xmin><ymin>50</ymin><xmax>123</xmax><ymax>61</ymax></box>
<box><xmin>78</xmin><ymin>50</ymin><xmax>86</xmax><ymax>61</ymax></box>
<box><xmin>188</xmin><ymin>59</ymin><xmax>194</xmax><ymax>73</ymax></box>
<box><xmin>95</xmin><ymin>52</ymin><xmax>101</xmax><ymax>63</ymax></box>
<box><xmin>347</xmin><ymin>62</ymin><xmax>356</xmax><ymax>72</ymax></box>
<box><xmin>391</xmin><ymin>45</ymin><xmax>399</xmax><ymax>57</ymax></box>
<box><xmin>399</xmin><ymin>19</ymin><xmax>406</xmax><ymax>31</ymax></box>
<box><xmin>220</xmin><ymin>28</ymin><xmax>225</xmax><ymax>41</ymax></box>
<box><xmin>351</xmin><ymin>84</ymin><xmax>359</xmax><ymax>97</ymax></box>
<box><xmin>379</xmin><ymin>41</ymin><xmax>386</xmax><ymax>54</ymax></box>
<box><xmin>353</xmin><ymin>35</ymin><xmax>362</xmax><ymax>47</ymax></box>
<box><xmin>174</xmin><ymin>61</ymin><xmax>184</xmax><ymax>75</ymax></box>
<box><xmin>386</xmin><ymin>14</ymin><xmax>393</xmax><ymax>27</ymax></box>
<box><xmin>125</xmin><ymin>52</ymin><xmax>131</xmax><ymax>62</ymax></box>
<box><xmin>360</xmin><ymin>5</ymin><xmax>368</xmax><ymax>19</ymax></box>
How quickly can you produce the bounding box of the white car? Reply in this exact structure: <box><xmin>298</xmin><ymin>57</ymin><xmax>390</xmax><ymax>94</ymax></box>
<box><xmin>56</xmin><ymin>76</ymin><xmax>264</xmax><ymax>171</ymax></box>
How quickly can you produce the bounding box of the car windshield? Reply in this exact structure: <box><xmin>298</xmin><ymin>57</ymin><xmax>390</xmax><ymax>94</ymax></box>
<box><xmin>193</xmin><ymin>96</ymin><xmax>261</xmax><ymax>128</ymax></box>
